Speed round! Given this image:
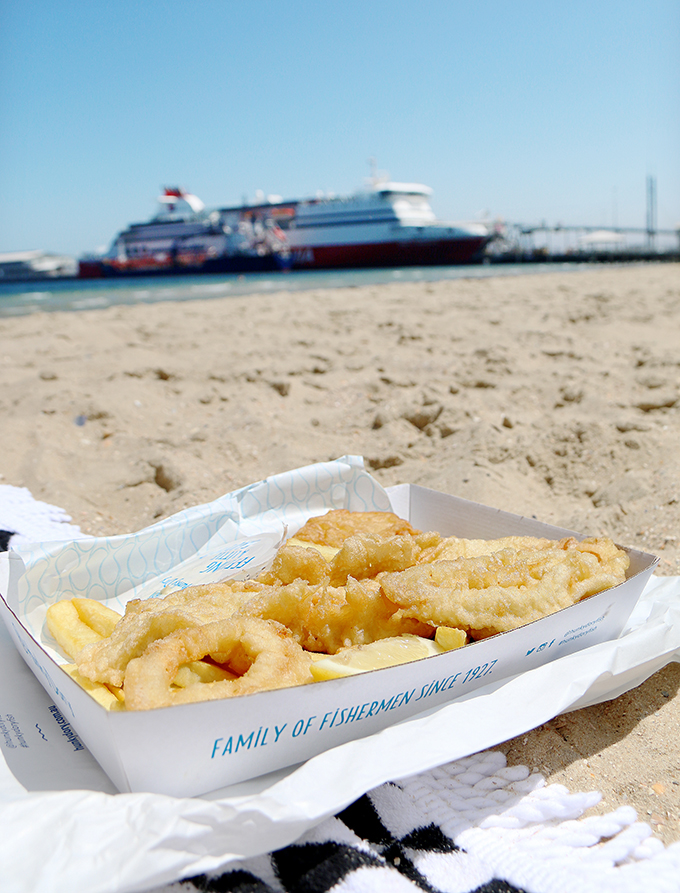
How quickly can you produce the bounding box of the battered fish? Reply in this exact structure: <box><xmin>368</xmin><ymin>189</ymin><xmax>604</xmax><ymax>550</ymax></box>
<box><xmin>418</xmin><ymin>534</ymin><xmax>563</xmax><ymax>563</ymax></box>
<box><xmin>293</xmin><ymin>508</ymin><xmax>428</xmax><ymax>548</ymax></box>
<box><xmin>260</xmin><ymin>532</ymin><xmax>438</xmax><ymax>587</ymax></box>
<box><xmin>380</xmin><ymin>537</ymin><xmax>629</xmax><ymax>636</ymax></box>
<box><xmin>241</xmin><ymin>577</ymin><xmax>433</xmax><ymax>654</ymax></box>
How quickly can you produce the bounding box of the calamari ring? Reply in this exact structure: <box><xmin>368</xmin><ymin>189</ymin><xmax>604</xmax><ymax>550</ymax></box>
<box><xmin>124</xmin><ymin>617</ymin><xmax>313</xmax><ymax>710</ymax></box>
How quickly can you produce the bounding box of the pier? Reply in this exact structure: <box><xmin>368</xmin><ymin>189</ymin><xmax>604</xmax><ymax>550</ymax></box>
<box><xmin>486</xmin><ymin>176</ymin><xmax>679</xmax><ymax>264</ymax></box>
<box><xmin>486</xmin><ymin>222</ymin><xmax>680</xmax><ymax>264</ymax></box>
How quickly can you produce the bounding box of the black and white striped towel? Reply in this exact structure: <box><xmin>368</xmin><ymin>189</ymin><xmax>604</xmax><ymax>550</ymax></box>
<box><xmin>153</xmin><ymin>751</ymin><xmax>678</xmax><ymax>893</ymax></box>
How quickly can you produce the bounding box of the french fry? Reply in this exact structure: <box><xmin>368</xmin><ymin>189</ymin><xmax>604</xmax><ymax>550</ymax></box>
<box><xmin>46</xmin><ymin>601</ymin><xmax>103</xmax><ymax>660</ymax></box>
<box><xmin>106</xmin><ymin>684</ymin><xmax>125</xmax><ymax>703</ymax></box>
<box><xmin>61</xmin><ymin>664</ymin><xmax>124</xmax><ymax>711</ymax></box>
<box><xmin>72</xmin><ymin>598</ymin><xmax>121</xmax><ymax>638</ymax></box>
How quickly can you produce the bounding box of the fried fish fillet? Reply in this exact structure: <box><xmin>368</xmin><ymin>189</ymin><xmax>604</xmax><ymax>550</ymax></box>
<box><xmin>293</xmin><ymin>508</ymin><xmax>428</xmax><ymax>548</ymax></box>
<box><xmin>260</xmin><ymin>531</ymin><xmax>438</xmax><ymax>587</ymax></box>
<box><xmin>380</xmin><ymin>537</ymin><xmax>629</xmax><ymax>637</ymax></box>
<box><xmin>328</xmin><ymin>532</ymin><xmax>439</xmax><ymax>587</ymax></box>
<box><xmin>241</xmin><ymin>577</ymin><xmax>433</xmax><ymax>654</ymax></box>
<box><xmin>418</xmin><ymin>534</ymin><xmax>561</xmax><ymax>563</ymax></box>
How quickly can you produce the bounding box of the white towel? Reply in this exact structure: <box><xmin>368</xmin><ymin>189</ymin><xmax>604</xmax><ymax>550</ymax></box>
<box><xmin>0</xmin><ymin>484</ymin><xmax>85</xmax><ymax>549</ymax></box>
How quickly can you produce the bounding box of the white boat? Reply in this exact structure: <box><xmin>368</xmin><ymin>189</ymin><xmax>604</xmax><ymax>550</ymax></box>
<box><xmin>271</xmin><ymin>179</ymin><xmax>491</xmax><ymax>269</ymax></box>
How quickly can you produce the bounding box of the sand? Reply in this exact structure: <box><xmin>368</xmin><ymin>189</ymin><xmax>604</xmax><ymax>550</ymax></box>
<box><xmin>1</xmin><ymin>262</ymin><xmax>679</xmax><ymax>841</ymax></box>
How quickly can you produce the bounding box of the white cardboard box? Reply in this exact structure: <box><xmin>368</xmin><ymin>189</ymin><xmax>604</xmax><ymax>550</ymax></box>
<box><xmin>0</xmin><ymin>458</ymin><xmax>658</xmax><ymax>798</ymax></box>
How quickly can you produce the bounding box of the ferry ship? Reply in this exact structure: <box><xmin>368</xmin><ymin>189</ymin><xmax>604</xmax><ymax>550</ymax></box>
<box><xmin>274</xmin><ymin>180</ymin><xmax>491</xmax><ymax>269</ymax></box>
<box><xmin>79</xmin><ymin>180</ymin><xmax>491</xmax><ymax>278</ymax></box>
<box><xmin>78</xmin><ymin>188</ymin><xmax>289</xmax><ymax>278</ymax></box>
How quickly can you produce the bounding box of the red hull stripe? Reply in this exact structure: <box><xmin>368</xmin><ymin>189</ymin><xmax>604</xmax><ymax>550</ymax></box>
<box><xmin>290</xmin><ymin>237</ymin><xmax>488</xmax><ymax>269</ymax></box>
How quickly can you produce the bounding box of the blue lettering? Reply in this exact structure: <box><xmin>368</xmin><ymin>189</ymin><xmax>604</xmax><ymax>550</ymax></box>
<box><xmin>236</xmin><ymin>731</ymin><xmax>254</xmax><ymax>751</ymax></box>
<box><xmin>345</xmin><ymin>704</ymin><xmax>361</xmax><ymax>723</ymax></box>
<box><xmin>292</xmin><ymin>719</ymin><xmax>305</xmax><ymax>737</ymax></box>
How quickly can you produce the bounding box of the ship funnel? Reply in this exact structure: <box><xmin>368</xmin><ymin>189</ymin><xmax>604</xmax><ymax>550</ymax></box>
<box><xmin>157</xmin><ymin>188</ymin><xmax>205</xmax><ymax>214</ymax></box>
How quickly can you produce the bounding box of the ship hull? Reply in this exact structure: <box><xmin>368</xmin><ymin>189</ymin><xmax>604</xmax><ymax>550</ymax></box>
<box><xmin>288</xmin><ymin>234</ymin><xmax>489</xmax><ymax>269</ymax></box>
<box><xmin>78</xmin><ymin>253</ymin><xmax>286</xmax><ymax>279</ymax></box>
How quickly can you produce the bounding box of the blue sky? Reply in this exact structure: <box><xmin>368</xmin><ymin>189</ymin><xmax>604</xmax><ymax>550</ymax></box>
<box><xmin>1</xmin><ymin>0</ymin><xmax>678</xmax><ymax>257</ymax></box>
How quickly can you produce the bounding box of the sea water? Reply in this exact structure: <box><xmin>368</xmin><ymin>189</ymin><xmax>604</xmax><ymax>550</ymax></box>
<box><xmin>0</xmin><ymin>263</ymin><xmax>591</xmax><ymax>318</ymax></box>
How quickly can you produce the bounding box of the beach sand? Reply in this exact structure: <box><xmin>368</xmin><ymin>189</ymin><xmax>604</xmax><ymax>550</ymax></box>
<box><xmin>1</xmin><ymin>262</ymin><xmax>679</xmax><ymax>841</ymax></box>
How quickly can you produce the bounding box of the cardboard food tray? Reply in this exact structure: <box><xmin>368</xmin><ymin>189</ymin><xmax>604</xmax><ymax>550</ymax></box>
<box><xmin>0</xmin><ymin>457</ymin><xmax>658</xmax><ymax>798</ymax></box>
